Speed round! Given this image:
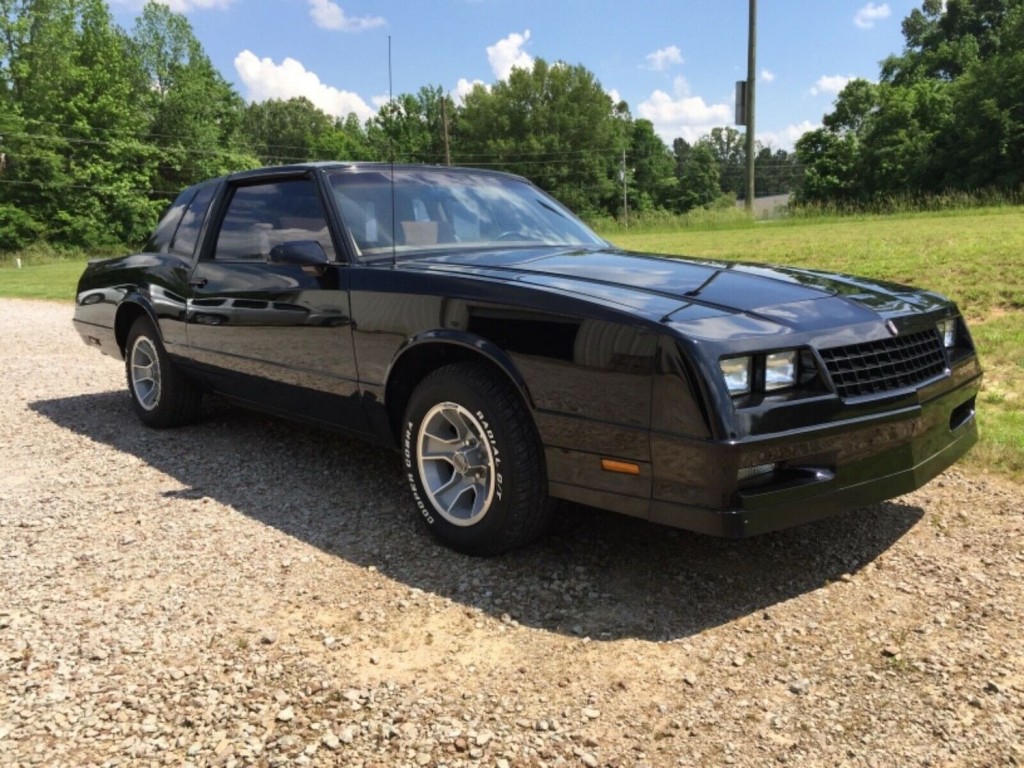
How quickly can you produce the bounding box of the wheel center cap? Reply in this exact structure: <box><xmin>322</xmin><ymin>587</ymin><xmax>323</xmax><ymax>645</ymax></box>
<box><xmin>452</xmin><ymin>452</ymin><xmax>469</xmax><ymax>474</ymax></box>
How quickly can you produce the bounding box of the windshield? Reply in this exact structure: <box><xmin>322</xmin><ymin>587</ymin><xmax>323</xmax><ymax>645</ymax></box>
<box><xmin>326</xmin><ymin>167</ymin><xmax>607</xmax><ymax>261</ymax></box>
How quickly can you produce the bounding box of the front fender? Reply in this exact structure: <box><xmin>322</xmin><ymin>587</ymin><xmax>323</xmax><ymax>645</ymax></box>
<box><xmin>385</xmin><ymin>328</ymin><xmax>536</xmax><ymax>410</ymax></box>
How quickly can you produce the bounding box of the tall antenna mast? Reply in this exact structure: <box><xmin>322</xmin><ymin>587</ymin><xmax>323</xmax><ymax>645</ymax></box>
<box><xmin>388</xmin><ymin>35</ymin><xmax>397</xmax><ymax>269</ymax></box>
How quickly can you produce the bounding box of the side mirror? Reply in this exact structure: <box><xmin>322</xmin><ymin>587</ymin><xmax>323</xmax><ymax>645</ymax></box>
<box><xmin>269</xmin><ymin>240</ymin><xmax>329</xmax><ymax>267</ymax></box>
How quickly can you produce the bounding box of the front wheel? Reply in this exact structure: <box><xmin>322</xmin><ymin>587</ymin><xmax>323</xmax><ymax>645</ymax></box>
<box><xmin>403</xmin><ymin>362</ymin><xmax>551</xmax><ymax>555</ymax></box>
<box><xmin>125</xmin><ymin>316</ymin><xmax>202</xmax><ymax>428</ymax></box>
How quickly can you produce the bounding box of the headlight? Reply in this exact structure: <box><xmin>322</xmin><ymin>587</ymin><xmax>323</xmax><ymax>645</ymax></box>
<box><xmin>765</xmin><ymin>351</ymin><xmax>798</xmax><ymax>391</ymax></box>
<box><xmin>937</xmin><ymin>318</ymin><xmax>956</xmax><ymax>348</ymax></box>
<box><xmin>720</xmin><ymin>349</ymin><xmax>808</xmax><ymax>397</ymax></box>
<box><xmin>719</xmin><ymin>356</ymin><xmax>751</xmax><ymax>395</ymax></box>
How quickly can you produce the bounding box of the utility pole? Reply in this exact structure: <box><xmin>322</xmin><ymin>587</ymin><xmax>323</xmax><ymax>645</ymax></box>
<box><xmin>621</xmin><ymin>149</ymin><xmax>629</xmax><ymax>227</ymax></box>
<box><xmin>744</xmin><ymin>0</ymin><xmax>757</xmax><ymax>213</ymax></box>
<box><xmin>440</xmin><ymin>95</ymin><xmax>451</xmax><ymax>166</ymax></box>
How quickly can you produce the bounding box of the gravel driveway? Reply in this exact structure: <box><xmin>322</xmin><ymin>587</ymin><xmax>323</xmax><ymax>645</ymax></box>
<box><xmin>1</xmin><ymin>298</ymin><xmax>1021</xmax><ymax>767</ymax></box>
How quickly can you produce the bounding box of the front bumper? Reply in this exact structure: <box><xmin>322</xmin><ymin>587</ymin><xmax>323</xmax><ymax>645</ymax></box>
<box><xmin>646</xmin><ymin>371</ymin><xmax>981</xmax><ymax>538</ymax></box>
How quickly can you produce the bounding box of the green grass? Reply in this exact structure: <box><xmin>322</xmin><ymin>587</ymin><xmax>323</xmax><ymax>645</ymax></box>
<box><xmin>3</xmin><ymin>206</ymin><xmax>1023</xmax><ymax>480</ymax></box>
<box><xmin>0</xmin><ymin>259</ymin><xmax>91</xmax><ymax>301</ymax></box>
<box><xmin>0</xmin><ymin>243</ymin><xmax>116</xmax><ymax>301</ymax></box>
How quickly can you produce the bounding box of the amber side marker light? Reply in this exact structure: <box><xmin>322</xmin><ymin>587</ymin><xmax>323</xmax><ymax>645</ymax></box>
<box><xmin>601</xmin><ymin>458</ymin><xmax>641</xmax><ymax>475</ymax></box>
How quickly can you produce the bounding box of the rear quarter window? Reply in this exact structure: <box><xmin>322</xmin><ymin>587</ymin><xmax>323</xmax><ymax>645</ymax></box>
<box><xmin>143</xmin><ymin>189</ymin><xmax>195</xmax><ymax>254</ymax></box>
<box><xmin>170</xmin><ymin>183</ymin><xmax>218</xmax><ymax>259</ymax></box>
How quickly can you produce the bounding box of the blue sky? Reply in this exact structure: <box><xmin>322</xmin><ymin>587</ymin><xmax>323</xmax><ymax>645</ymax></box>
<box><xmin>109</xmin><ymin>0</ymin><xmax>919</xmax><ymax>150</ymax></box>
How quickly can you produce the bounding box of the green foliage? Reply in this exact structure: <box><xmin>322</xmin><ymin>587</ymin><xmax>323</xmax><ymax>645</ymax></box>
<box><xmin>882</xmin><ymin>0</ymin><xmax>1015</xmax><ymax>84</ymax></box>
<box><xmin>0</xmin><ymin>0</ymin><xmax>159</xmax><ymax>246</ymax></box>
<box><xmin>0</xmin><ymin>203</ymin><xmax>41</xmax><ymax>250</ymax></box>
<box><xmin>677</xmin><ymin>143</ymin><xmax>722</xmax><ymax>212</ymax></box>
<box><xmin>243</xmin><ymin>97</ymin><xmax>335</xmax><ymax>165</ymax></box>
<box><xmin>626</xmin><ymin>119</ymin><xmax>677</xmax><ymax>213</ymax></box>
<box><xmin>802</xmin><ymin>0</ymin><xmax>1024</xmax><ymax>203</ymax></box>
<box><xmin>132</xmin><ymin>2</ymin><xmax>258</xmax><ymax>192</ymax></box>
<box><xmin>366</xmin><ymin>86</ymin><xmax>456</xmax><ymax>164</ymax></box>
<box><xmin>699</xmin><ymin>127</ymin><xmax>746</xmax><ymax>198</ymax></box>
<box><xmin>458</xmin><ymin>59</ymin><xmax>626</xmax><ymax>215</ymax></box>
<box><xmin>0</xmin><ymin>1</ymin><xmax>796</xmax><ymax>249</ymax></box>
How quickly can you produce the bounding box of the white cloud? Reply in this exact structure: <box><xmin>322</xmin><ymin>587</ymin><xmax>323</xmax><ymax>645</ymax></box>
<box><xmin>760</xmin><ymin>69</ymin><xmax>775</xmax><ymax>83</ymax></box>
<box><xmin>758</xmin><ymin>120</ymin><xmax>819</xmax><ymax>151</ymax></box>
<box><xmin>810</xmin><ymin>74</ymin><xmax>854</xmax><ymax>96</ymax></box>
<box><xmin>645</xmin><ymin>45</ymin><xmax>683</xmax><ymax>71</ymax></box>
<box><xmin>455</xmin><ymin>77</ymin><xmax>486</xmax><ymax>104</ymax></box>
<box><xmin>606</xmin><ymin>88</ymin><xmax>622</xmax><ymax>105</ymax></box>
<box><xmin>637</xmin><ymin>76</ymin><xmax>733</xmax><ymax>144</ymax></box>
<box><xmin>854</xmin><ymin>2</ymin><xmax>891</xmax><ymax>29</ymax></box>
<box><xmin>234</xmin><ymin>50</ymin><xmax>375</xmax><ymax>122</ymax></box>
<box><xmin>307</xmin><ymin>0</ymin><xmax>385</xmax><ymax>31</ymax></box>
<box><xmin>487</xmin><ymin>30</ymin><xmax>533</xmax><ymax>81</ymax></box>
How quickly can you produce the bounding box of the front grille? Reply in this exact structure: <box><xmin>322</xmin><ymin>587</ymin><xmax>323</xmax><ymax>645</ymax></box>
<box><xmin>819</xmin><ymin>329</ymin><xmax>947</xmax><ymax>399</ymax></box>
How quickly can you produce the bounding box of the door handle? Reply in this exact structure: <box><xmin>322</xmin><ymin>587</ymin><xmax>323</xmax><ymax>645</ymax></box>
<box><xmin>189</xmin><ymin>277</ymin><xmax>208</xmax><ymax>288</ymax></box>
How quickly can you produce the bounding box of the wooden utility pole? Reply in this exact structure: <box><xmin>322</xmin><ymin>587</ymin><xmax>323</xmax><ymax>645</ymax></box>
<box><xmin>745</xmin><ymin>0</ymin><xmax>757</xmax><ymax>213</ymax></box>
<box><xmin>441</xmin><ymin>96</ymin><xmax>452</xmax><ymax>166</ymax></box>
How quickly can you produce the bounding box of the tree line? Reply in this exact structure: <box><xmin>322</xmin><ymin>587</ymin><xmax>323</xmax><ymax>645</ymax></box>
<box><xmin>0</xmin><ymin>0</ymin><xmax>801</xmax><ymax>251</ymax></box>
<box><xmin>796</xmin><ymin>0</ymin><xmax>1024</xmax><ymax>204</ymax></box>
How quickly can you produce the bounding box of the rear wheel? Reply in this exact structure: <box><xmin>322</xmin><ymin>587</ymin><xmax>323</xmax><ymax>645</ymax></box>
<box><xmin>403</xmin><ymin>362</ymin><xmax>551</xmax><ymax>555</ymax></box>
<box><xmin>125</xmin><ymin>316</ymin><xmax>201</xmax><ymax>428</ymax></box>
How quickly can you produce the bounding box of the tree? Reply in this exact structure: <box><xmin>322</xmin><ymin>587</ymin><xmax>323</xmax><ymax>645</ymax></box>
<box><xmin>677</xmin><ymin>143</ymin><xmax>721</xmax><ymax>212</ymax></box>
<box><xmin>755</xmin><ymin>146</ymin><xmax>802</xmax><ymax>197</ymax></box>
<box><xmin>860</xmin><ymin>79</ymin><xmax>953</xmax><ymax>194</ymax></box>
<box><xmin>699</xmin><ymin>126</ymin><xmax>747</xmax><ymax>196</ymax></box>
<box><xmin>312</xmin><ymin>112</ymin><xmax>374</xmax><ymax>161</ymax></box>
<box><xmin>366</xmin><ymin>85</ymin><xmax>455</xmax><ymax>164</ymax></box>
<box><xmin>795</xmin><ymin>128</ymin><xmax>860</xmax><ymax>203</ymax></box>
<box><xmin>823</xmin><ymin>79</ymin><xmax>878</xmax><ymax>134</ymax></box>
<box><xmin>800</xmin><ymin>1</ymin><xmax>1024</xmax><ymax>203</ymax></box>
<box><xmin>0</xmin><ymin>0</ymin><xmax>159</xmax><ymax>247</ymax></box>
<box><xmin>626</xmin><ymin>119</ymin><xmax>676</xmax><ymax>212</ymax></box>
<box><xmin>882</xmin><ymin>0</ymin><xmax>1017</xmax><ymax>84</ymax></box>
<box><xmin>131</xmin><ymin>1</ymin><xmax>256</xmax><ymax>194</ymax></box>
<box><xmin>458</xmin><ymin>59</ymin><xmax>626</xmax><ymax>214</ymax></box>
<box><xmin>943</xmin><ymin>4</ymin><xmax>1024</xmax><ymax>187</ymax></box>
<box><xmin>243</xmin><ymin>97</ymin><xmax>335</xmax><ymax>165</ymax></box>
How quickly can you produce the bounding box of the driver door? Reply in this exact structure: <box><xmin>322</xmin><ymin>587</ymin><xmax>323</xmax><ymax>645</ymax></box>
<box><xmin>186</xmin><ymin>174</ymin><xmax>368</xmax><ymax>433</ymax></box>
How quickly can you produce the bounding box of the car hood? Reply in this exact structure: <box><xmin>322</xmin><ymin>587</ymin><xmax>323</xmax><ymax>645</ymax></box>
<box><xmin>408</xmin><ymin>246</ymin><xmax>949</xmax><ymax>336</ymax></box>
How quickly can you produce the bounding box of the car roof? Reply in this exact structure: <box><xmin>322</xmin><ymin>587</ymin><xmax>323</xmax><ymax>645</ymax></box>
<box><xmin>224</xmin><ymin>162</ymin><xmax>528</xmax><ymax>185</ymax></box>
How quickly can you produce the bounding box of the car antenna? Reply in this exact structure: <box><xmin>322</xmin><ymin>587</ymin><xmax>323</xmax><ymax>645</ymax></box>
<box><xmin>388</xmin><ymin>35</ymin><xmax>397</xmax><ymax>270</ymax></box>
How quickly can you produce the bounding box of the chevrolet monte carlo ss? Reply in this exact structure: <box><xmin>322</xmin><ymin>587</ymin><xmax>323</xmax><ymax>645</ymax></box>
<box><xmin>73</xmin><ymin>163</ymin><xmax>982</xmax><ymax>555</ymax></box>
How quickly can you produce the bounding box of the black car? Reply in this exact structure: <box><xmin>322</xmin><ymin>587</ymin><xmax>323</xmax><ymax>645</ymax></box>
<box><xmin>73</xmin><ymin>163</ymin><xmax>982</xmax><ymax>555</ymax></box>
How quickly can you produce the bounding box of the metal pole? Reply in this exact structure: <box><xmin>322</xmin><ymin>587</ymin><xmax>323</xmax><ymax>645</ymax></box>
<box><xmin>745</xmin><ymin>0</ymin><xmax>757</xmax><ymax>213</ymax></box>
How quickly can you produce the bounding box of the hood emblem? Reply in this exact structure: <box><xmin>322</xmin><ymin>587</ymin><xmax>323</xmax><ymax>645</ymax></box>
<box><xmin>886</xmin><ymin>320</ymin><xmax>899</xmax><ymax>336</ymax></box>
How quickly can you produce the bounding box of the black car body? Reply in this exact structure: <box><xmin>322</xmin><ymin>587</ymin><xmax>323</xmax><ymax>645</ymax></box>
<box><xmin>73</xmin><ymin>163</ymin><xmax>982</xmax><ymax>554</ymax></box>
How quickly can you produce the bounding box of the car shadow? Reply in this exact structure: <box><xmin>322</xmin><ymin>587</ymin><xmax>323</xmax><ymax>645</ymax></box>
<box><xmin>31</xmin><ymin>391</ymin><xmax>924</xmax><ymax>642</ymax></box>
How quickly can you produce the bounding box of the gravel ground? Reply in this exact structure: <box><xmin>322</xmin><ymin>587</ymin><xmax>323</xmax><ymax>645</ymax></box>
<box><xmin>1</xmin><ymin>298</ymin><xmax>1022</xmax><ymax>768</ymax></box>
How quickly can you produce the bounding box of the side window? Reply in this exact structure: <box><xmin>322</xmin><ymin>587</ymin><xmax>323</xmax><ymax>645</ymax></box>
<box><xmin>170</xmin><ymin>183</ymin><xmax>216</xmax><ymax>258</ymax></box>
<box><xmin>143</xmin><ymin>188</ymin><xmax>195</xmax><ymax>254</ymax></box>
<box><xmin>213</xmin><ymin>179</ymin><xmax>336</xmax><ymax>262</ymax></box>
